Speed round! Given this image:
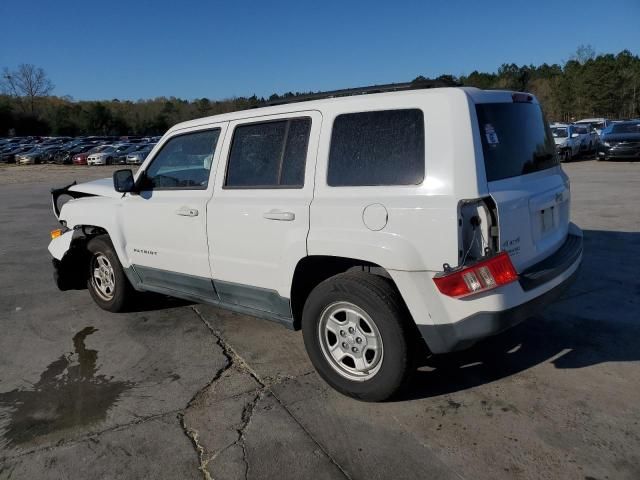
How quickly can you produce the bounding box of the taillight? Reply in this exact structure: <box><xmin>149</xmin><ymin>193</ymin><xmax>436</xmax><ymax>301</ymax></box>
<box><xmin>433</xmin><ymin>252</ymin><xmax>518</xmax><ymax>298</ymax></box>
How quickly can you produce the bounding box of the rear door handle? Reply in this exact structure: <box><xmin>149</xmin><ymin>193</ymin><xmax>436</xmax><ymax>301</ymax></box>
<box><xmin>176</xmin><ymin>206</ymin><xmax>199</xmax><ymax>217</ymax></box>
<box><xmin>263</xmin><ymin>210</ymin><xmax>295</xmax><ymax>221</ymax></box>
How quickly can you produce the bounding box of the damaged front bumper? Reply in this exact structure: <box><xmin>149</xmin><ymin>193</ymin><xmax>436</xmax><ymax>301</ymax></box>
<box><xmin>50</xmin><ymin>230</ymin><xmax>88</xmax><ymax>291</ymax></box>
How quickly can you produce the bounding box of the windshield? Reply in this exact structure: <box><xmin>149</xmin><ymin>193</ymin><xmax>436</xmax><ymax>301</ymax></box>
<box><xmin>476</xmin><ymin>102</ymin><xmax>558</xmax><ymax>182</ymax></box>
<box><xmin>552</xmin><ymin>127</ymin><xmax>568</xmax><ymax>138</ymax></box>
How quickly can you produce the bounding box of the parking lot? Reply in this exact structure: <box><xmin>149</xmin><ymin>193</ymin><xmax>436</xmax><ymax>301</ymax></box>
<box><xmin>0</xmin><ymin>160</ymin><xmax>639</xmax><ymax>479</ymax></box>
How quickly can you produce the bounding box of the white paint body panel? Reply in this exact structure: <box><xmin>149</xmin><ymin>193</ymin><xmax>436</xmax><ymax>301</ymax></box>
<box><xmin>207</xmin><ymin>111</ymin><xmax>322</xmax><ymax>297</ymax></box>
<box><xmin>69</xmin><ymin>178</ymin><xmax>122</xmax><ymax>198</ymax></box>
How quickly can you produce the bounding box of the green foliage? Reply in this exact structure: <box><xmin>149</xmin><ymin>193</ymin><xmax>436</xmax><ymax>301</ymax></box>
<box><xmin>460</xmin><ymin>47</ymin><xmax>640</xmax><ymax>121</ymax></box>
<box><xmin>1</xmin><ymin>47</ymin><xmax>639</xmax><ymax>136</ymax></box>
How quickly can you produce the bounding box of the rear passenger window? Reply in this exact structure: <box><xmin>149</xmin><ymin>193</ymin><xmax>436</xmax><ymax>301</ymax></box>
<box><xmin>225</xmin><ymin>118</ymin><xmax>311</xmax><ymax>188</ymax></box>
<box><xmin>328</xmin><ymin>109</ymin><xmax>425</xmax><ymax>186</ymax></box>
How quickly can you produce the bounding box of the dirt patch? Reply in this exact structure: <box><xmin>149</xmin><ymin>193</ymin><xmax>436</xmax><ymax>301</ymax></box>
<box><xmin>0</xmin><ymin>164</ymin><xmax>135</xmax><ymax>186</ymax></box>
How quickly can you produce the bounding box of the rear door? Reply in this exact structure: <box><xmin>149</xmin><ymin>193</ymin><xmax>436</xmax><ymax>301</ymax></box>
<box><xmin>207</xmin><ymin>111</ymin><xmax>321</xmax><ymax>315</ymax></box>
<box><xmin>475</xmin><ymin>100</ymin><xmax>570</xmax><ymax>271</ymax></box>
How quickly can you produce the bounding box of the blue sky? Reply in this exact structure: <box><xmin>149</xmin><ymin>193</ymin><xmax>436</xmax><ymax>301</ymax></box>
<box><xmin>1</xmin><ymin>0</ymin><xmax>638</xmax><ymax>101</ymax></box>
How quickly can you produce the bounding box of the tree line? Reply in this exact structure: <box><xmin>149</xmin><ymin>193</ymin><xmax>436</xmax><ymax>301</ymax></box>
<box><xmin>1</xmin><ymin>46</ymin><xmax>638</xmax><ymax>137</ymax></box>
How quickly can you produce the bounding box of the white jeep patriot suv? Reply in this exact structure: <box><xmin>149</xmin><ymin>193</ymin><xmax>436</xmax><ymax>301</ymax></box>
<box><xmin>48</xmin><ymin>83</ymin><xmax>583</xmax><ymax>401</ymax></box>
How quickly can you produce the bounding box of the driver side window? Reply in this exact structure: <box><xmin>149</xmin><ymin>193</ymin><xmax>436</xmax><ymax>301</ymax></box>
<box><xmin>143</xmin><ymin>129</ymin><xmax>220</xmax><ymax>190</ymax></box>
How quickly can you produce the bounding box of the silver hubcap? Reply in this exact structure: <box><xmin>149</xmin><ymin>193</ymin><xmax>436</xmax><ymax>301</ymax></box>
<box><xmin>318</xmin><ymin>302</ymin><xmax>383</xmax><ymax>381</ymax></box>
<box><xmin>91</xmin><ymin>254</ymin><xmax>116</xmax><ymax>301</ymax></box>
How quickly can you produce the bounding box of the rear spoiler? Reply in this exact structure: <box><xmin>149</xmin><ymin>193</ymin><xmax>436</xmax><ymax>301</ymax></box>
<box><xmin>50</xmin><ymin>181</ymin><xmax>94</xmax><ymax>219</ymax></box>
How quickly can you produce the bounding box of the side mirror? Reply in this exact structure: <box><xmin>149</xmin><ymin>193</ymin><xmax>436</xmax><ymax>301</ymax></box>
<box><xmin>113</xmin><ymin>169</ymin><xmax>135</xmax><ymax>193</ymax></box>
<box><xmin>571</xmin><ymin>133</ymin><xmax>580</xmax><ymax>138</ymax></box>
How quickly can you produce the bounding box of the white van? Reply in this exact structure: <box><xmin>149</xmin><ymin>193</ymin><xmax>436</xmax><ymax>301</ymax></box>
<box><xmin>49</xmin><ymin>83</ymin><xmax>583</xmax><ymax>401</ymax></box>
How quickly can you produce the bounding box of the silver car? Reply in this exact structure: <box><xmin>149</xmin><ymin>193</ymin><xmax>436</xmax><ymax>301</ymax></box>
<box><xmin>125</xmin><ymin>145</ymin><xmax>154</xmax><ymax>165</ymax></box>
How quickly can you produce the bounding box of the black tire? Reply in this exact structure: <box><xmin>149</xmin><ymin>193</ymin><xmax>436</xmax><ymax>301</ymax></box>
<box><xmin>302</xmin><ymin>272</ymin><xmax>416</xmax><ymax>402</ymax></box>
<box><xmin>86</xmin><ymin>235</ymin><xmax>135</xmax><ymax>312</ymax></box>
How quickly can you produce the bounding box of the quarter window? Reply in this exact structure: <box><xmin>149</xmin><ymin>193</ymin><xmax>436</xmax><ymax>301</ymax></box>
<box><xmin>225</xmin><ymin>118</ymin><xmax>311</xmax><ymax>188</ymax></box>
<box><xmin>143</xmin><ymin>129</ymin><xmax>220</xmax><ymax>190</ymax></box>
<box><xmin>327</xmin><ymin>109</ymin><xmax>425</xmax><ymax>186</ymax></box>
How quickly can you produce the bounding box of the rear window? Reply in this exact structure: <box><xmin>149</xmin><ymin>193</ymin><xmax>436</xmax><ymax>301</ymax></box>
<box><xmin>327</xmin><ymin>109</ymin><xmax>425</xmax><ymax>186</ymax></box>
<box><xmin>476</xmin><ymin>103</ymin><xmax>558</xmax><ymax>182</ymax></box>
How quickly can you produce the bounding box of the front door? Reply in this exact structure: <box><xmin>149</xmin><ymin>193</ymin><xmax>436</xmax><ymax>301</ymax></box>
<box><xmin>120</xmin><ymin>123</ymin><xmax>227</xmax><ymax>298</ymax></box>
<box><xmin>207</xmin><ymin>111</ymin><xmax>321</xmax><ymax>317</ymax></box>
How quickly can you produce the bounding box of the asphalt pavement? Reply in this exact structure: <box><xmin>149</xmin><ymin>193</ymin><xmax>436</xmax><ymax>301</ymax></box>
<box><xmin>0</xmin><ymin>161</ymin><xmax>639</xmax><ymax>479</ymax></box>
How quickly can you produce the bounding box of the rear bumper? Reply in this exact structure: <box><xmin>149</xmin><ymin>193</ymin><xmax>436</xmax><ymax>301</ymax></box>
<box><xmin>417</xmin><ymin>267</ymin><xmax>578</xmax><ymax>353</ymax></box>
<box><xmin>518</xmin><ymin>231</ymin><xmax>582</xmax><ymax>291</ymax></box>
<box><xmin>393</xmin><ymin>223</ymin><xmax>583</xmax><ymax>354</ymax></box>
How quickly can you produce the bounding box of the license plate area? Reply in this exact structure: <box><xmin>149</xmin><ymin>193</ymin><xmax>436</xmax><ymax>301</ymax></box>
<box><xmin>529</xmin><ymin>185</ymin><xmax>568</xmax><ymax>246</ymax></box>
<box><xmin>540</xmin><ymin>207</ymin><xmax>556</xmax><ymax>234</ymax></box>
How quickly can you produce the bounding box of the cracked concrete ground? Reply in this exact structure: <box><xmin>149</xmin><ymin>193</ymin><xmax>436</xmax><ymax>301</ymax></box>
<box><xmin>0</xmin><ymin>161</ymin><xmax>639</xmax><ymax>479</ymax></box>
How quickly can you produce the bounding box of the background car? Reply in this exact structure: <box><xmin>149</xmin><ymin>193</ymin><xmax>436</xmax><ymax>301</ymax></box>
<box><xmin>550</xmin><ymin>123</ymin><xmax>582</xmax><ymax>161</ymax></box>
<box><xmin>0</xmin><ymin>144</ymin><xmax>35</xmax><ymax>163</ymax></box>
<box><xmin>125</xmin><ymin>145</ymin><xmax>154</xmax><ymax>165</ymax></box>
<box><xmin>571</xmin><ymin>124</ymin><xmax>599</xmax><ymax>155</ymax></box>
<box><xmin>41</xmin><ymin>145</ymin><xmax>66</xmax><ymax>163</ymax></box>
<box><xmin>113</xmin><ymin>144</ymin><xmax>149</xmax><ymax>164</ymax></box>
<box><xmin>598</xmin><ymin>121</ymin><xmax>640</xmax><ymax>160</ymax></box>
<box><xmin>73</xmin><ymin>147</ymin><xmax>104</xmax><ymax>165</ymax></box>
<box><xmin>86</xmin><ymin>145</ymin><xmax>118</xmax><ymax>165</ymax></box>
<box><xmin>15</xmin><ymin>146</ymin><xmax>48</xmax><ymax>165</ymax></box>
<box><xmin>16</xmin><ymin>150</ymin><xmax>40</xmax><ymax>165</ymax></box>
<box><xmin>54</xmin><ymin>144</ymin><xmax>96</xmax><ymax>164</ymax></box>
<box><xmin>575</xmin><ymin>118</ymin><xmax>613</xmax><ymax>136</ymax></box>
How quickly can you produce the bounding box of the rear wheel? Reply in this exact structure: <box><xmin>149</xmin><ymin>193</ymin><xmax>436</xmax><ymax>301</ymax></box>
<box><xmin>302</xmin><ymin>272</ymin><xmax>415</xmax><ymax>402</ymax></box>
<box><xmin>87</xmin><ymin>235</ymin><xmax>135</xmax><ymax>312</ymax></box>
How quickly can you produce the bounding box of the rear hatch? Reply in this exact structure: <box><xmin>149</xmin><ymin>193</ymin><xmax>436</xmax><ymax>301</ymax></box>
<box><xmin>475</xmin><ymin>98</ymin><xmax>570</xmax><ymax>272</ymax></box>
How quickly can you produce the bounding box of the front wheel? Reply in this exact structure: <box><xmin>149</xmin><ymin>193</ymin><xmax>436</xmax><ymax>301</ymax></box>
<box><xmin>302</xmin><ymin>272</ymin><xmax>416</xmax><ymax>402</ymax></box>
<box><xmin>87</xmin><ymin>235</ymin><xmax>135</xmax><ymax>312</ymax></box>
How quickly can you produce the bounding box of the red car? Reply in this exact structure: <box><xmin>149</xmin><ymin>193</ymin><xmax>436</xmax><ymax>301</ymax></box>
<box><xmin>72</xmin><ymin>152</ymin><xmax>90</xmax><ymax>165</ymax></box>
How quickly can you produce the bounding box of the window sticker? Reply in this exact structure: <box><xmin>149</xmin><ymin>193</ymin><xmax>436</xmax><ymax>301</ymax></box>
<box><xmin>484</xmin><ymin>123</ymin><xmax>499</xmax><ymax>145</ymax></box>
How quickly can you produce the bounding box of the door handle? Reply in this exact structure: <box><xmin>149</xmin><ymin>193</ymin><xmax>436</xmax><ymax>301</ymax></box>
<box><xmin>263</xmin><ymin>210</ymin><xmax>295</xmax><ymax>221</ymax></box>
<box><xmin>176</xmin><ymin>206</ymin><xmax>199</xmax><ymax>217</ymax></box>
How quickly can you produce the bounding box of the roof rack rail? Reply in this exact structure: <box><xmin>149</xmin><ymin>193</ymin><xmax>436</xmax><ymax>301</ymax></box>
<box><xmin>262</xmin><ymin>79</ymin><xmax>458</xmax><ymax>107</ymax></box>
